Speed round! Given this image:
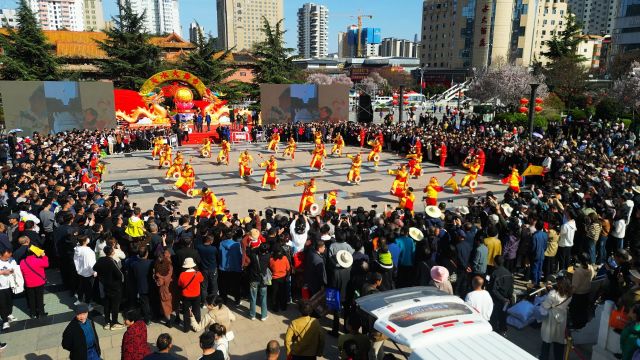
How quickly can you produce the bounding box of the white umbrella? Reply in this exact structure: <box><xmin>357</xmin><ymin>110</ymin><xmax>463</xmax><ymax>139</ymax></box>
<box><xmin>533</xmin><ymin>132</ymin><xmax>544</xmax><ymax>139</ymax></box>
<box><xmin>8</xmin><ymin>129</ymin><xmax>23</xmax><ymax>133</ymax></box>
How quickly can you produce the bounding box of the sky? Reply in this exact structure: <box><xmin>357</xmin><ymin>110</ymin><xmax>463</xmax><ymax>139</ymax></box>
<box><xmin>99</xmin><ymin>0</ymin><xmax>424</xmax><ymax>54</ymax></box>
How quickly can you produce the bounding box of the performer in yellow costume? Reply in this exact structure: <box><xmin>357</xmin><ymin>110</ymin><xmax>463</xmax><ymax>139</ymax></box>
<box><xmin>200</xmin><ymin>138</ymin><xmax>212</xmax><ymax>158</ymax></box>
<box><xmin>346</xmin><ymin>153</ymin><xmax>362</xmax><ymax>184</ymax></box>
<box><xmin>165</xmin><ymin>151</ymin><xmax>184</xmax><ymax>179</ymax></box>
<box><xmin>259</xmin><ymin>155</ymin><xmax>279</xmax><ymax>190</ymax></box>
<box><xmin>93</xmin><ymin>161</ymin><xmax>106</xmax><ymax>183</ymax></box>
<box><xmin>151</xmin><ymin>137</ymin><xmax>164</xmax><ymax>160</ymax></box>
<box><xmin>310</xmin><ymin>141</ymin><xmax>327</xmax><ymax>171</ymax></box>
<box><xmin>238</xmin><ymin>150</ymin><xmax>254</xmax><ymax>178</ymax></box>
<box><xmin>423</xmin><ymin>177</ymin><xmax>444</xmax><ymax>206</ymax></box>
<box><xmin>330</xmin><ymin>133</ymin><xmax>345</xmax><ymax>157</ymax></box>
<box><xmin>158</xmin><ymin>144</ymin><xmax>172</xmax><ymax>168</ymax></box>
<box><xmin>174</xmin><ymin>163</ymin><xmax>196</xmax><ymax>196</ymax></box>
<box><xmin>501</xmin><ymin>167</ymin><xmax>523</xmax><ymax>193</ymax></box>
<box><xmin>388</xmin><ymin>164</ymin><xmax>409</xmax><ymax>197</ymax></box>
<box><xmin>324</xmin><ymin>190</ymin><xmax>338</xmax><ymax>213</ymax></box>
<box><xmin>214</xmin><ymin>198</ymin><xmax>228</xmax><ymax>218</ymax></box>
<box><xmin>217</xmin><ymin>139</ymin><xmax>231</xmax><ymax>165</ymax></box>
<box><xmin>295</xmin><ymin>178</ymin><xmax>317</xmax><ymax>214</ymax></box>
<box><xmin>267</xmin><ymin>132</ymin><xmax>280</xmax><ymax>152</ymax></box>
<box><xmin>406</xmin><ymin>148</ymin><xmax>423</xmax><ymax>178</ymax></box>
<box><xmin>399</xmin><ymin>187</ymin><xmax>416</xmax><ymax>215</ymax></box>
<box><xmin>195</xmin><ymin>187</ymin><xmax>218</xmax><ymax>218</ymax></box>
<box><xmin>461</xmin><ymin>156</ymin><xmax>480</xmax><ymax>193</ymax></box>
<box><xmin>367</xmin><ymin>138</ymin><xmax>382</xmax><ymax>167</ymax></box>
<box><xmin>283</xmin><ymin>137</ymin><xmax>297</xmax><ymax>160</ymax></box>
<box><xmin>314</xmin><ymin>130</ymin><xmax>323</xmax><ymax>144</ymax></box>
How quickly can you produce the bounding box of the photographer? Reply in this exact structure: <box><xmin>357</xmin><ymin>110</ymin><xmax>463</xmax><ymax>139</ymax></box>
<box><xmin>153</xmin><ymin>197</ymin><xmax>173</xmax><ymax>225</ymax></box>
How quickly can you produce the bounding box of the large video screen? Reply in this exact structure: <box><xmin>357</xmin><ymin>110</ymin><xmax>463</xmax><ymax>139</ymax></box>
<box><xmin>0</xmin><ymin>81</ymin><xmax>115</xmax><ymax>134</ymax></box>
<box><xmin>260</xmin><ymin>84</ymin><xmax>350</xmax><ymax>125</ymax></box>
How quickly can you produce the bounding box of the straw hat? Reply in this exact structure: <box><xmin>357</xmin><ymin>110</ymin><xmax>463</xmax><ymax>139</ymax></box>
<box><xmin>182</xmin><ymin>257</ymin><xmax>197</xmax><ymax>269</ymax></box>
<box><xmin>456</xmin><ymin>206</ymin><xmax>470</xmax><ymax>215</ymax></box>
<box><xmin>408</xmin><ymin>227</ymin><xmax>424</xmax><ymax>241</ymax></box>
<box><xmin>335</xmin><ymin>250</ymin><xmax>354</xmax><ymax>268</ymax></box>
<box><xmin>425</xmin><ymin>205</ymin><xmax>442</xmax><ymax>219</ymax></box>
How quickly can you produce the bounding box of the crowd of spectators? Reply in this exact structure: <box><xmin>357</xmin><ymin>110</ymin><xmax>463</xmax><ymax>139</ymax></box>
<box><xmin>0</xmin><ymin>112</ymin><xmax>635</xmax><ymax>359</ymax></box>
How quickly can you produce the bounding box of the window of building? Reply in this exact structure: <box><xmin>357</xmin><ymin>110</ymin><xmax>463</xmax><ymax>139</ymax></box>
<box><xmin>551</xmin><ymin>20</ymin><xmax>555</xmax><ymax>24</ymax></box>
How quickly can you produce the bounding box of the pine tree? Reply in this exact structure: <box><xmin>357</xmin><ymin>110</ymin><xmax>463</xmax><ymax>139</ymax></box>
<box><xmin>253</xmin><ymin>18</ymin><xmax>300</xmax><ymax>85</ymax></box>
<box><xmin>0</xmin><ymin>0</ymin><xmax>60</xmax><ymax>80</ymax></box>
<box><xmin>542</xmin><ymin>14</ymin><xmax>584</xmax><ymax>62</ymax></box>
<box><xmin>179</xmin><ymin>26</ymin><xmax>235</xmax><ymax>93</ymax></box>
<box><xmin>95</xmin><ymin>2</ymin><xmax>162</xmax><ymax>89</ymax></box>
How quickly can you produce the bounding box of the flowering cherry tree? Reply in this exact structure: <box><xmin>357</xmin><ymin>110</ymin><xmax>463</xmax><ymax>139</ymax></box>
<box><xmin>467</xmin><ymin>63</ymin><xmax>549</xmax><ymax>107</ymax></box>
<box><xmin>613</xmin><ymin>61</ymin><xmax>640</xmax><ymax>111</ymax></box>
<box><xmin>306</xmin><ymin>73</ymin><xmax>354</xmax><ymax>88</ymax></box>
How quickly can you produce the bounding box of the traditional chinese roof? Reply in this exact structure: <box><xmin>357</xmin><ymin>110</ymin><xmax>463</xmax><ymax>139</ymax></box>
<box><xmin>0</xmin><ymin>29</ymin><xmax>194</xmax><ymax>60</ymax></box>
<box><xmin>149</xmin><ymin>32</ymin><xmax>195</xmax><ymax>50</ymax></box>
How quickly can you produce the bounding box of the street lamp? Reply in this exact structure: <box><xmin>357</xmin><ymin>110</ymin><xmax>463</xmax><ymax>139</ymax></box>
<box><xmin>528</xmin><ymin>83</ymin><xmax>540</xmax><ymax>139</ymax></box>
<box><xmin>419</xmin><ymin>64</ymin><xmax>429</xmax><ymax>96</ymax></box>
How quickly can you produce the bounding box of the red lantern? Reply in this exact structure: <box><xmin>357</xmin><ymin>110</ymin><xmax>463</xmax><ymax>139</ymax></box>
<box><xmin>403</xmin><ymin>101</ymin><xmax>409</xmax><ymax>105</ymax></box>
<box><xmin>403</xmin><ymin>94</ymin><xmax>409</xmax><ymax>99</ymax></box>
<box><xmin>535</xmin><ymin>98</ymin><xmax>543</xmax><ymax>104</ymax></box>
<box><xmin>392</xmin><ymin>100</ymin><xmax>398</xmax><ymax>105</ymax></box>
<box><xmin>519</xmin><ymin>106</ymin><xmax>529</xmax><ymax>113</ymax></box>
<box><xmin>392</xmin><ymin>94</ymin><xmax>399</xmax><ymax>99</ymax></box>
<box><xmin>535</xmin><ymin>105</ymin><xmax>543</xmax><ymax>112</ymax></box>
<box><xmin>520</xmin><ymin>98</ymin><xmax>529</xmax><ymax>105</ymax></box>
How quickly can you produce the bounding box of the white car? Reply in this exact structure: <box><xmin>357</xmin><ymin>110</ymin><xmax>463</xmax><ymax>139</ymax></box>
<box><xmin>356</xmin><ymin>287</ymin><xmax>536</xmax><ymax>360</ymax></box>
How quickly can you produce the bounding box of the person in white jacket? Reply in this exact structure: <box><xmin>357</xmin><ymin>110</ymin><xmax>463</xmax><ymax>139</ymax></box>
<box><xmin>73</xmin><ymin>235</ymin><xmax>96</xmax><ymax>306</ymax></box>
<box><xmin>212</xmin><ymin>323</ymin><xmax>232</xmax><ymax>360</ymax></box>
<box><xmin>558</xmin><ymin>211</ymin><xmax>576</xmax><ymax>270</ymax></box>
<box><xmin>0</xmin><ymin>248</ymin><xmax>20</xmax><ymax>330</ymax></box>
<box><xmin>289</xmin><ymin>214</ymin><xmax>310</xmax><ymax>253</ymax></box>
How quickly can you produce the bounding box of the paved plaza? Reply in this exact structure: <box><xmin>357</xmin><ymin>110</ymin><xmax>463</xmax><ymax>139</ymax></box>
<box><xmin>0</xmin><ymin>141</ymin><xmax>589</xmax><ymax>359</ymax></box>
<box><xmin>101</xmin><ymin>141</ymin><xmax>509</xmax><ymax>215</ymax></box>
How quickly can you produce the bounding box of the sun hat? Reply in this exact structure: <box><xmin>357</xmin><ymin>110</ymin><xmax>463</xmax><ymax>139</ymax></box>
<box><xmin>501</xmin><ymin>203</ymin><xmax>513</xmax><ymax>217</ymax></box>
<box><xmin>632</xmin><ymin>186</ymin><xmax>640</xmax><ymax>194</ymax></box>
<box><xmin>336</xmin><ymin>250</ymin><xmax>354</xmax><ymax>268</ymax></box>
<box><xmin>425</xmin><ymin>205</ymin><xmax>442</xmax><ymax>219</ymax></box>
<box><xmin>457</xmin><ymin>206</ymin><xmax>470</xmax><ymax>215</ymax></box>
<box><xmin>430</xmin><ymin>266</ymin><xmax>449</xmax><ymax>284</ymax></box>
<box><xmin>378</xmin><ymin>251</ymin><xmax>393</xmax><ymax>269</ymax></box>
<box><xmin>409</xmin><ymin>227</ymin><xmax>424</xmax><ymax>241</ymax></box>
<box><xmin>489</xmin><ymin>214</ymin><xmax>500</xmax><ymax>225</ymax></box>
<box><xmin>182</xmin><ymin>257</ymin><xmax>197</xmax><ymax>269</ymax></box>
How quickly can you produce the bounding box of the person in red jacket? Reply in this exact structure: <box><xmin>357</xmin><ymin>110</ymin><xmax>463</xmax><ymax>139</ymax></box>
<box><xmin>121</xmin><ymin>310</ymin><xmax>151</xmax><ymax>360</ymax></box>
<box><xmin>359</xmin><ymin>127</ymin><xmax>366</xmax><ymax>148</ymax></box>
<box><xmin>178</xmin><ymin>258</ymin><xmax>204</xmax><ymax>333</ymax></box>
<box><xmin>439</xmin><ymin>142</ymin><xmax>447</xmax><ymax>168</ymax></box>
<box><xmin>19</xmin><ymin>246</ymin><xmax>48</xmax><ymax>318</ymax></box>
<box><xmin>476</xmin><ymin>148</ymin><xmax>486</xmax><ymax>176</ymax></box>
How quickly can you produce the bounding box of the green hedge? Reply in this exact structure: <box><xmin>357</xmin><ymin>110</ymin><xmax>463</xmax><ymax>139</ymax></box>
<box><xmin>495</xmin><ymin>112</ymin><xmax>550</xmax><ymax>129</ymax></box>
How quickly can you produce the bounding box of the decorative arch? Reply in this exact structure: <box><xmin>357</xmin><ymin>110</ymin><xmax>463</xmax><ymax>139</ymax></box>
<box><xmin>139</xmin><ymin>69</ymin><xmax>212</xmax><ymax>99</ymax></box>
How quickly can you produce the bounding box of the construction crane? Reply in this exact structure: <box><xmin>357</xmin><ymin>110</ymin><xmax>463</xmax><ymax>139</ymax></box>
<box><xmin>352</xmin><ymin>14</ymin><xmax>373</xmax><ymax>57</ymax></box>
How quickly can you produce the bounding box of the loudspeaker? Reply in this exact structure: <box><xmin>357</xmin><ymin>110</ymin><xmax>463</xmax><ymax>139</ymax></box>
<box><xmin>357</xmin><ymin>93</ymin><xmax>373</xmax><ymax>123</ymax></box>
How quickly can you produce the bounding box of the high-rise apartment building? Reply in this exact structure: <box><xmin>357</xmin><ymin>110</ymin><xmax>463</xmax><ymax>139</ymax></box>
<box><xmin>380</xmin><ymin>37</ymin><xmax>419</xmax><ymax>58</ymax></box>
<box><xmin>568</xmin><ymin>0</ymin><xmax>619</xmax><ymax>35</ymax></box>
<box><xmin>189</xmin><ymin>22</ymin><xmax>205</xmax><ymax>43</ymax></box>
<box><xmin>0</xmin><ymin>9</ymin><xmax>17</xmax><ymax>27</ymax></box>
<box><xmin>83</xmin><ymin>0</ymin><xmax>104</xmax><ymax>30</ymax></box>
<box><xmin>29</xmin><ymin>0</ymin><xmax>85</xmax><ymax>31</ymax></box>
<box><xmin>216</xmin><ymin>0</ymin><xmax>284</xmax><ymax>51</ymax></box>
<box><xmin>420</xmin><ymin>0</ymin><xmax>568</xmax><ymax>69</ymax></box>
<box><xmin>297</xmin><ymin>3</ymin><xmax>328</xmax><ymax>58</ymax></box>
<box><xmin>120</xmin><ymin>0</ymin><xmax>181</xmax><ymax>36</ymax></box>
